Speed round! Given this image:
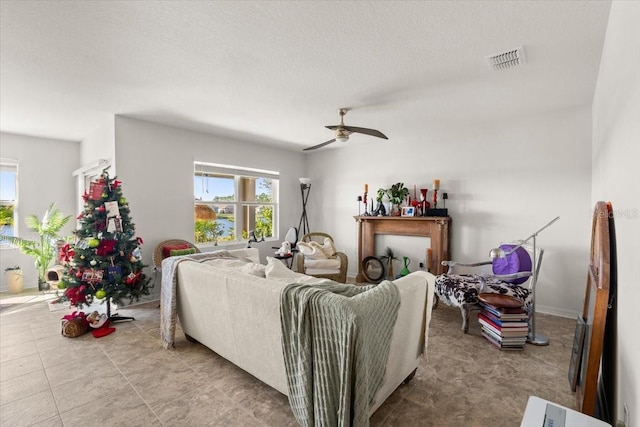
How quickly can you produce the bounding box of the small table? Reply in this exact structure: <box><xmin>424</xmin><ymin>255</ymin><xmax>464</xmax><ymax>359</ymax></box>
<box><xmin>520</xmin><ymin>396</ymin><xmax>612</xmax><ymax>427</ymax></box>
<box><xmin>271</xmin><ymin>248</ymin><xmax>298</xmax><ymax>270</ymax></box>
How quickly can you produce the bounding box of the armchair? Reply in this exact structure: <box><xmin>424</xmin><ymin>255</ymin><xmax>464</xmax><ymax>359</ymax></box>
<box><xmin>435</xmin><ymin>243</ymin><xmax>543</xmax><ymax>333</ymax></box>
<box><xmin>295</xmin><ymin>232</ymin><xmax>348</xmax><ymax>283</ymax></box>
<box><xmin>152</xmin><ymin>239</ymin><xmax>201</xmax><ymax>270</ymax></box>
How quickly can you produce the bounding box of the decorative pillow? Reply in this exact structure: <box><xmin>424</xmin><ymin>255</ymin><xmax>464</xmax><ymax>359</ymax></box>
<box><xmin>264</xmin><ymin>257</ymin><xmax>328</xmax><ymax>284</ymax></box>
<box><xmin>492</xmin><ymin>244</ymin><xmax>532</xmax><ymax>285</ymax></box>
<box><xmin>265</xmin><ymin>256</ymin><xmax>301</xmax><ymax>279</ymax></box>
<box><xmin>163</xmin><ymin>244</ymin><xmax>191</xmax><ymax>258</ymax></box>
<box><xmin>169</xmin><ymin>248</ymin><xmax>197</xmax><ymax>257</ymax></box>
<box><xmin>240</xmin><ymin>262</ymin><xmax>266</xmax><ymax>278</ymax></box>
<box><xmin>297</xmin><ymin>238</ymin><xmax>337</xmax><ymax>260</ymax></box>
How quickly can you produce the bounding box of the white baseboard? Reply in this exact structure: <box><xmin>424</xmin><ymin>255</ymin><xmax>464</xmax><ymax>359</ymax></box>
<box><xmin>535</xmin><ymin>305</ymin><xmax>579</xmax><ymax>319</ymax></box>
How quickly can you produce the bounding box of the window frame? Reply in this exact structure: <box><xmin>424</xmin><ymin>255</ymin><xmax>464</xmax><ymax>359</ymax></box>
<box><xmin>0</xmin><ymin>161</ymin><xmax>19</xmax><ymax>247</ymax></box>
<box><xmin>194</xmin><ymin>162</ymin><xmax>279</xmax><ymax>247</ymax></box>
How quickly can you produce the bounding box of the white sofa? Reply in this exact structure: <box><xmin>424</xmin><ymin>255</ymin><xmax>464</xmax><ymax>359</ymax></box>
<box><xmin>172</xmin><ymin>248</ymin><xmax>436</xmax><ymax>416</ymax></box>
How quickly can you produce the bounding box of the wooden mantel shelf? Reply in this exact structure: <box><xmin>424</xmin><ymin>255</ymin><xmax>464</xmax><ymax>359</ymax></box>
<box><xmin>354</xmin><ymin>215</ymin><xmax>451</xmax><ymax>281</ymax></box>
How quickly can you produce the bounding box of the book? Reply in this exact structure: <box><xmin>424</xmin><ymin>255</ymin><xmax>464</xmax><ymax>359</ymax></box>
<box><xmin>479</xmin><ymin>302</ymin><xmax>527</xmax><ymax>319</ymax></box>
<box><xmin>478</xmin><ymin>313</ymin><xmax>529</xmax><ymax>331</ymax></box>
<box><xmin>481</xmin><ymin>331</ymin><xmax>525</xmax><ymax>350</ymax></box>
<box><xmin>478</xmin><ymin>311</ymin><xmax>528</xmax><ymax>328</ymax></box>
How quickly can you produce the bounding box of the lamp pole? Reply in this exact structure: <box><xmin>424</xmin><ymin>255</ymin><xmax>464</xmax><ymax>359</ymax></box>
<box><xmin>298</xmin><ymin>178</ymin><xmax>311</xmax><ymax>237</ymax></box>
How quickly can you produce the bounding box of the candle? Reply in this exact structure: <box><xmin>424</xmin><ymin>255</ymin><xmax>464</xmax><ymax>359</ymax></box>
<box><xmin>364</xmin><ymin>183</ymin><xmax>368</xmax><ymax>193</ymax></box>
<box><xmin>433</xmin><ymin>179</ymin><xmax>440</xmax><ymax>190</ymax></box>
<box><xmin>414</xmin><ymin>184</ymin><xmax>417</xmax><ymax>200</ymax></box>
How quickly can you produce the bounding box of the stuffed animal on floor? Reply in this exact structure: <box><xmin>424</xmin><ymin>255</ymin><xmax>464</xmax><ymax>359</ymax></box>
<box><xmin>87</xmin><ymin>311</ymin><xmax>116</xmax><ymax>338</ymax></box>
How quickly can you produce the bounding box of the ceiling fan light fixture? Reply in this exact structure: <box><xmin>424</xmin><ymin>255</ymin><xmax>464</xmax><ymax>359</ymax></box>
<box><xmin>336</xmin><ymin>135</ymin><xmax>349</xmax><ymax>143</ymax></box>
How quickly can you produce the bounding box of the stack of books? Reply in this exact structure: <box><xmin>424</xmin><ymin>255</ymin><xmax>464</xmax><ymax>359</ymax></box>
<box><xmin>478</xmin><ymin>301</ymin><xmax>529</xmax><ymax>350</ymax></box>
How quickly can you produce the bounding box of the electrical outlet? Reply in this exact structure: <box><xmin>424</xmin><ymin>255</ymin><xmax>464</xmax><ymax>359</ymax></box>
<box><xmin>624</xmin><ymin>403</ymin><xmax>630</xmax><ymax>427</ymax></box>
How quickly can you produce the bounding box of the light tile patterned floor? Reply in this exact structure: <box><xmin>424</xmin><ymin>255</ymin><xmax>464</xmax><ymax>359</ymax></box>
<box><xmin>0</xmin><ymin>292</ymin><xmax>577</xmax><ymax>426</ymax></box>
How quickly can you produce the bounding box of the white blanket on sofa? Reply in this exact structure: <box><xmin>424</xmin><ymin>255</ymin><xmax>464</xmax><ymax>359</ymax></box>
<box><xmin>160</xmin><ymin>250</ymin><xmax>235</xmax><ymax>349</ymax></box>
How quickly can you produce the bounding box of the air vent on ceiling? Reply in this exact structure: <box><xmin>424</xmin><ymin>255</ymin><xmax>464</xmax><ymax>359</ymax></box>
<box><xmin>486</xmin><ymin>46</ymin><xmax>526</xmax><ymax>71</ymax></box>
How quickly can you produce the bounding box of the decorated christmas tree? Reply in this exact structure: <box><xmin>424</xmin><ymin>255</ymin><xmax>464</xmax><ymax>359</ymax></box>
<box><xmin>60</xmin><ymin>170</ymin><xmax>152</xmax><ymax>317</ymax></box>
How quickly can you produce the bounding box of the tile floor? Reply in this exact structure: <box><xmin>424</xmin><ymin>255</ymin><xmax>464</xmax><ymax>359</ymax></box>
<box><xmin>0</xmin><ymin>290</ymin><xmax>578</xmax><ymax>426</ymax></box>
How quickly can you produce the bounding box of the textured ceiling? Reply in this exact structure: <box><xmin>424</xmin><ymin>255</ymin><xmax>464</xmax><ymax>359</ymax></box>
<box><xmin>0</xmin><ymin>1</ymin><xmax>611</xmax><ymax>150</ymax></box>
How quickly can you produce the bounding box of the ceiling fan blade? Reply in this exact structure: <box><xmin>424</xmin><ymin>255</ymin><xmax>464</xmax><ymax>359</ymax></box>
<box><xmin>342</xmin><ymin>126</ymin><xmax>388</xmax><ymax>140</ymax></box>
<box><xmin>303</xmin><ymin>139</ymin><xmax>336</xmax><ymax>151</ymax></box>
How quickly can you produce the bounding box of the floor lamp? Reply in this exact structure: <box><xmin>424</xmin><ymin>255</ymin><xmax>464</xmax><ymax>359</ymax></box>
<box><xmin>298</xmin><ymin>178</ymin><xmax>311</xmax><ymax>237</ymax></box>
<box><xmin>490</xmin><ymin>216</ymin><xmax>560</xmax><ymax>346</ymax></box>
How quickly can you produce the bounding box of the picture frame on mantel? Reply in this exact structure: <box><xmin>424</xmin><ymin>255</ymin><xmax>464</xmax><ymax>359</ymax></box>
<box><xmin>401</xmin><ymin>206</ymin><xmax>415</xmax><ymax>217</ymax></box>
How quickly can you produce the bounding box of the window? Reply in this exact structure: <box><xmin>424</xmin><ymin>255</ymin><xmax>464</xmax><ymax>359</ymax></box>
<box><xmin>0</xmin><ymin>162</ymin><xmax>18</xmax><ymax>244</ymax></box>
<box><xmin>194</xmin><ymin>162</ymin><xmax>279</xmax><ymax>245</ymax></box>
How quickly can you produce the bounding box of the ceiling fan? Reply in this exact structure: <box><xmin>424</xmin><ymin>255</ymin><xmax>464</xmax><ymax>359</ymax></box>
<box><xmin>303</xmin><ymin>108</ymin><xmax>388</xmax><ymax>151</ymax></box>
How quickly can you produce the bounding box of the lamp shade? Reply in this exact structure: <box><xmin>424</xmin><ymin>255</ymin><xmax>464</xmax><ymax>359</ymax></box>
<box><xmin>299</xmin><ymin>177</ymin><xmax>311</xmax><ymax>185</ymax></box>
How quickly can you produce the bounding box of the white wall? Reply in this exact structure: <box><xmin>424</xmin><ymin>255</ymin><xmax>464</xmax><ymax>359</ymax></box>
<box><xmin>592</xmin><ymin>1</ymin><xmax>640</xmax><ymax>423</ymax></box>
<box><xmin>80</xmin><ymin>117</ymin><xmax>115</xmax><ymax>167</ymax></box>
<box><xmin>0</xmin><ymin>132</ymin><xmax>79</xmax><ymax>291</ymax></box>
<box><xmin>305</xmin><ymin>105</ymin><xmax>592</xmax><ymax>318</ymax></box>
<box><xmin>112</xmin><ymin>116</ymin><xmax>306</xmax><ymax>300</ymax></box>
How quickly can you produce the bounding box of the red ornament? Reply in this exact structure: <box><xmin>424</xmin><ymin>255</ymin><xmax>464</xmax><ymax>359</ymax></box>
<box><xmin>112</xmin><ymin>180</ymin><xmax>122</xmax><ymax>189</ymax></box>
<box><xmin>125</xmin><ymin>271</ymin><xmax>141</xmax><ymax>285</ymax></box>
<box><xmin>76</xmin><ymin>271</ymin><xmax>83</xmax><ymax>278</ymax></box>
<box><xmin>96</xmin><ymin>240</ymin><xmax>117</xmax><ymax>256</ymax></box>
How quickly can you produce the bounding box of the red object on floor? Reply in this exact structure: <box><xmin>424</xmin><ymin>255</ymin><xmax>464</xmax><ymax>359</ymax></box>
<box><xmin>92</xmin><ymin>320</ymin><xmax>116</xmax><ymax>338</ymax></box>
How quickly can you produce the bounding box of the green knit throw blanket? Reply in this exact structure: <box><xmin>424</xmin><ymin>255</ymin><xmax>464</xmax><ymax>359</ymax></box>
<box><xmin>280</xmin><ymin>281</ymin><xmax>400</xmax><ymax>427</ymax></box>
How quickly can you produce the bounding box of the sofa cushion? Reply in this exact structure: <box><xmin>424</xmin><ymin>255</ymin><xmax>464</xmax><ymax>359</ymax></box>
<box><xmin>163</xmin><ymin>244</ymin><xmax>191</xmax><ymax>258</ymax></box>
<box><xmin>240</xmin><ymin>262</ymin><xmax>267</xmax><ymax>278</ymax></box>
<box><xmin>297</xmin><ymin>238</ymin><xmax>336</xmax><ymax>260</ymax></box>
<box><xmin>265</xmin><ymin>257</ymin><xmax>329</xmax><ymax>284</ymax></box>
<box><xmin>169</xmin><ymin>248</ymin><xmax>197</xmax><ymax>257</ymax></box>
<box><xmin>303</xmin><ymin>258</ymin><xmax>341</xmax><ymax>270</ymax></box>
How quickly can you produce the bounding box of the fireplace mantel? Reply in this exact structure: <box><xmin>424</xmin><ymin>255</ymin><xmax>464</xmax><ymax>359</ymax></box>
<box><xmin>354</xmin><ymin>216</ymin><xmax>451</xmax><ymax>282</ymax></box>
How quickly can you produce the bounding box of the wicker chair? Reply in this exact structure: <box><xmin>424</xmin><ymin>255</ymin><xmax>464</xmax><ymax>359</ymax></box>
<box><xmin>152</xmin><ymin>239</ymin><xmax>201</xmax><ymax>269</ymax></box>
<box><xmin>296</xmin><ymin>232</ymin><xmax>348</xmax><ymax>283</ymax></box>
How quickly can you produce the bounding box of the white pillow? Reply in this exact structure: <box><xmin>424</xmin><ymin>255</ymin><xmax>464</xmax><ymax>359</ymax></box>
<box><xmin>265</xmin><ymin>256</ymin><xmax>301</xmax><ymax>279</ymax></box>
<box><xmin>264</xmin><ymin>257</ymin><xmax>329</xmax><ymax>284</ymax></box>
<box><xmin>239</xmin><ymin>262</ymin><xmax>266</xmax><ymax>278</ymax></box>
<box><xmin>297</xmin><ymin>238</ymin><xmax>336</xmax><ymax>260</ymax></box>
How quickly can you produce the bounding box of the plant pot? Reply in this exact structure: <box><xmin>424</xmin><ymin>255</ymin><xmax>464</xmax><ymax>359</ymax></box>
<box><xmin>6</xmin><ymin>269</ymin><xmax>24</xmax><ymax>294</ymax></box>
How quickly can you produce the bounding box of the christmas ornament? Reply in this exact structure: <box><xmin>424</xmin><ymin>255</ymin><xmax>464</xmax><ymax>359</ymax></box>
<box><xmin>80</xmin><ymin>255</ymin><xmax>85</xmax><ymax>260</ymax></box>
<box><xmin>82</xmin><ymin>269</ymin><xmax>104</xmax><ymax>284</ymax></box>
<box><xmin>88</xmin><ymin>238</ymin><xmax>100</xmax><ymax>248</ymax></box>
<box><xmin>90</xmin><ymin>260</ymin><xmax>97</xmax><ymax>266</ymax></box>
<box><xmin>95</xmin><ymin>289</ymin><xmax>106</xmax><ymax>299</ymax></box>
<box><xmin>126</xmin><ymin>271</ymin><xmax>141</xmax><ymax>285</ymax></box>
<box><xmin>119</xmin><ymin>197</ymin><xmax>127</xmax><ymax>205</ymax></box>
<box><xmin>107</xmin><ymin>258</ymin><xmax>122</xmax><ymax>282</ymax></box>
<box><xmin>88</xmin><ymin>182</ymin><xmax>105</xmax><ymax>200</ymax></box>
<box><xmin>96</xmin><ymin>240</ymin><xmax>117</xmax><ymax>256</ymax></box>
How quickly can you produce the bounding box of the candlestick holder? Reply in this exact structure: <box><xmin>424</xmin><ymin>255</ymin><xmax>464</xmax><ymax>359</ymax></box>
<box><xmin>363</xmin><ymin>192</ymin><xmax>369</xmax><ymax>216</ymax></box>
<box><xmin>432</xmin><ymin>189</ymin><xmax>438</xmax><ymax>209</ymax></box>
<box><xmin>420</xmin><ymin>188</ymin><xmax>428</xmax><ymax>216</ymax></box>
<box><xmin>357</xmin><ymin>195</ymin><xmax>362</xmax><ymax>216</ymax></box>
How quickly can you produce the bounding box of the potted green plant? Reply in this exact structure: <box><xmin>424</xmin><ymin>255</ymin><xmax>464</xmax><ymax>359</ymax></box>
<box><xmin>0</xmin><ymin>203</ymin><xmax>71</xmax><ymax>291</ymax></box>
<box><xmin>388</xmin><ymin>182</ymin><xmax>409</xmax><ymax>216</ymax></box>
